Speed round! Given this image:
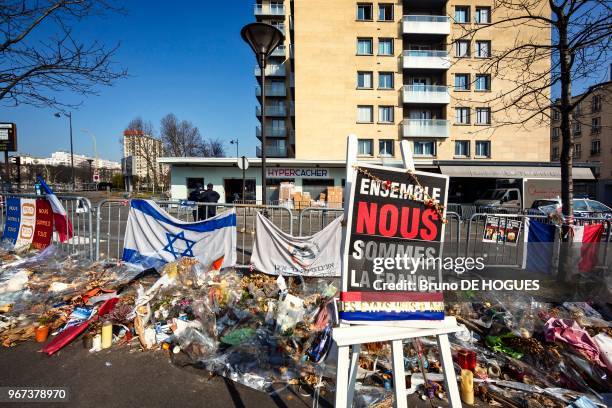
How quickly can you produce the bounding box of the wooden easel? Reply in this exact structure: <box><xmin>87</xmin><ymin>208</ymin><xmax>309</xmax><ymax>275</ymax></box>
<box><xmin>333</xmin><ymin>135</ymin><xmax>462</xmax><ymax>408</ymax></box>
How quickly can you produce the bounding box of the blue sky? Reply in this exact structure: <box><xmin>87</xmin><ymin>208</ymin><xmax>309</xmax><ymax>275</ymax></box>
<box><xmin>0</xmin><ymin>2</ymin><xmax>258</xmax><ymax>162</ymax></box>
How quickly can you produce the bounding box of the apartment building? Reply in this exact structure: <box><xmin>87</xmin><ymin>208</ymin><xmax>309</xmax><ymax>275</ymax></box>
<box><xmin>550</xmin><ymin>81</ymin><xmax>612</xmax><ymax>204</ymax></box>
<box><xmin>253</xmin><ymin>0</ymin><xmax>551</xmax><ymax>164</ymax></box>
<box><xmin>123</xmin><ymin>130</ymin><xmax>167</xmax><ymax>184</ymax></box>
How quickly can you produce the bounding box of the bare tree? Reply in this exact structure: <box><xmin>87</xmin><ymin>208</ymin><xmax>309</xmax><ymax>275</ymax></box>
<box><xmin>452</xmin><ymin>0</ymin><xmax>611</xmax><ymax>240</ymax></box>
<box><xmin>202</xmin><ymin>138</ymin><xmax>226</xmax><ymax>158</ymax></box>
<box><xmin>1</xmin><ymin>0</ymin><xmax>127</xmax><ymax>108</ymax></box>
<box><xmin>160</xmin><ymin>113</ymin><xmax>204</xmax><ymax>157</ymax></box>
<box><xmin>125</xmin><ymin>117</ymin><xmax>164</xmax><ymax>192</ymax></box>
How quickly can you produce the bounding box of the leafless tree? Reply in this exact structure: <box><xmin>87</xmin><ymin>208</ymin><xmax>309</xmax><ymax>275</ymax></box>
<box><xmin>0</xmin><ymin>0</ymin><xmax>127</xmax><ymax>108</ymax></box>
<box><xmin>202</xmin><ymin>138</ymin><xmax>226</xmax><ymax>158</ymax></box>
<box><xmin>160</xmin><ymin>113</ymin><xmax>204</xmax><ymax>157</ymax></box>
<box><xmin>452</xmin><ymin>0</ymin><xmax>611</xmax><ymax>238</ymax></box>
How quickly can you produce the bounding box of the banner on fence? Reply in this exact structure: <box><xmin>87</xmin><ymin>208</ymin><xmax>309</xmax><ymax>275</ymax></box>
<box><xmin>482</xmin><ymin>216</ymin><xmax>522</xmax><ymax>246</ymax></box>
<box><xmin>522</xmin><ymin>219</ymin><xmax>557</xmax><ymax>273</ymax></box>
<box><xmin>339</xmin><ymin>163</ymin><xmax>449</xmax><ymax>324</ymax></box>
<box><xmin>251</xmin><ymin>212</ymin><xmax>342</xmax><ymax>276</ymax></box>
<box><xmin>572</xmin><ymin>223</ymin><xmax>605</xmax><ymax>273</ymax></box>
<box><xmin>122</xmin><ymin>199</ymin><xmax>236</xmax><ymax>269</ymax></box>
<box><xmin>2</xmin><ymin>197</ymin><xmax>53</xmax><ymax>249</ymax></box>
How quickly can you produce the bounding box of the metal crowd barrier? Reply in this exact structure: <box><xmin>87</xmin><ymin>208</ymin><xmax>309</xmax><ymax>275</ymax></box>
<box><xmin>465</xmin><ymin>213</ymin><xmax>611</xmax><ymax>270</ymax></box>
<box><xmin>0</xmin><ymin>193</ymin><xmax>94</xmax><ymax>260</ymax></box>
<box><xmin>298</xmin><ymin>207</ymin><xmax>344</xmax><ymax>236</ymax></box>
<box><xmin>95</xmin><ymin>199</ymin><xmax>293</xmax><ymax>265</ymax></box>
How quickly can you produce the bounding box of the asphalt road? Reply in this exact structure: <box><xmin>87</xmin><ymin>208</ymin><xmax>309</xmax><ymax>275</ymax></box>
<box><xmin>0</xmin><ymin>341</ymin><xmax>331</xmax><ymax>408</ymax></box>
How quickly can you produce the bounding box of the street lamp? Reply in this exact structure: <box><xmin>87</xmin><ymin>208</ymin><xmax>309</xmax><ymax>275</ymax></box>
<box><xmin>241</xmin><ymin>22</ymin><xmax>284</xmax><ymax>206</ymax></box>
<box><xmin>54</xmin><ymin>112</ymin><xmax>75</xmax><ymax>190</ymax></box>
<box><xmin>230</xmin><ymin>139</ymin><xmax>239</xmax><ymax>160</ymax></box>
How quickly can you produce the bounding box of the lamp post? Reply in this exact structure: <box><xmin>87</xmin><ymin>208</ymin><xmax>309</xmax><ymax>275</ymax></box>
<box><xmin>241</xmin><ymin>22</ymin><xmax>284</xmax><ymax>206</ymax></box>
<box><xmin>229</xmin><ymin>139</ymin><xmax>239</xmax><ymax>160</ymax></box>
<box><xmin>54</xmin><ymin>112</ymin><xmax>75</xmax><ymax>190</ymax></box>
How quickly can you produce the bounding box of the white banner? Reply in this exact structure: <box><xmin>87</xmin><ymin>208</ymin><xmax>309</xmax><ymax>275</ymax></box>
<box><xmin>251</xmin><ymin>212</ymin><xmax>343</xmax><ymax>276</ymax></box>
<box><xmin>15</xmin><ymin>198</ymin><xmax>37</xmax><ymax>248</ymax></box>
<box><xmin>122</xmin><ymin>199</ymin><xmax>236</xmax><ymax>269</ymax></box>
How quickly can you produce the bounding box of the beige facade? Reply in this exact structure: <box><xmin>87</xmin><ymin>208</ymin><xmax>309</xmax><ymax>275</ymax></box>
<box><xmin>123</xmin><ymin>131</ymin><xmax>167</xmax><ymax>183</ymax></box>
<box><xmin>550</xmin><ymin>81</ymin><xmax>612</xmax><ymax>203</ymax></box>
<box><xmin>254</xmin><ymin>0</ymin><xmax>551</xmax><ymax>162</ymax></box>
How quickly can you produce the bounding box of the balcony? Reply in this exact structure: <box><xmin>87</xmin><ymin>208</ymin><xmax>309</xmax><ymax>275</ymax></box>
<box><xmin>256</xmin><ymin>85</ymin><xmax>286</xmax><ymax>97</ymax></box>
<box><xmin>254</xmin><ymin>4</ymin><xmax>285</xmax><ymax>16</ymax></box>
<box><xmin>256</xmin><ymin>145</ymin><xmax>288</xmax><ymax>158</ymax></box>
<box><xmin>256</xmin><ymin>105</ymin><xmax>287</xmax><ymax>117</ymax></box>
<box><xmin>402</xmin><ymin>119</ymin><xmax>450</xmax><ymax>138</ymax></box>
<box><xmin>270</xmin><ymin>44</ymin><xmax>286</xmax><ymax>57</ymax></box>
<box><xmin>403</xmin><ymin>15</ymin><xmax>450</xmax><ymax>35</ymax></box>
<box><xmin>254</xmin><ymin>64</ymin><xmax>286</xmax><ymax>77</ymax></box>
<box><xmin>256</xmin><ymin>126</ymin><xmax>287</xmax><ymax>138</ymax></box>
<box><xmin>402</xmin><ymin>50</ymin><xmax>450</xmax><ymax>70</ymax></box>
<box><xmin>402</xmin><ymin>85</ymin><xmax>450</xmax><ymax>104</ymax></box>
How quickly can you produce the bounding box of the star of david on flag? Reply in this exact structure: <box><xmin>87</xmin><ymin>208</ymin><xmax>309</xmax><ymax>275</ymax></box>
<box><xmin>122</xmin><ymin>199</ymin><xmax>236</xmax><ymax>269</ymax></box>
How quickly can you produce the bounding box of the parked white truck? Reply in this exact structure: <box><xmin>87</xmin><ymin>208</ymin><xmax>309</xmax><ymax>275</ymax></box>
<box><xmin>474</xmin><ymin>178</ymin><xmax>561</xmax><ymax>211</ymax></box>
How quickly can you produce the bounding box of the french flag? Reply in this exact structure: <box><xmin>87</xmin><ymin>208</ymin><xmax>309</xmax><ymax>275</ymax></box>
<box><xmin>573</xmin><ymin>223</ymin><xmax>605</xmax><ymax>273</ymax></box>
<box><xmin>37</xmin><ymin>176</ymin><xmax>73</xmax><ymax>242</ymax></box>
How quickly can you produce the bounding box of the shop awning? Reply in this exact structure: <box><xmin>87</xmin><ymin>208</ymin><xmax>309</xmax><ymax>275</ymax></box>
<box><xmin>439</xmin><ymin>165</ymin><xmax>595</xmax><ymax>180</ymax></box>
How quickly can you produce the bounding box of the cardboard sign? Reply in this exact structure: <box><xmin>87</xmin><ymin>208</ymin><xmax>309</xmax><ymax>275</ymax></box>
<box><xmin>32</xmin><ymin>199</ymin><xmax>53</xmax><ymax>249</ymax></box>
<box><xmin>339</xmin><ymin>164</ymin><xmax>449</xmax><ymax>324</ymax></box>
<box><xmin>482</xmin><ymin>216</ymin><xmax>521</xmax><ymax>246</ymax></box>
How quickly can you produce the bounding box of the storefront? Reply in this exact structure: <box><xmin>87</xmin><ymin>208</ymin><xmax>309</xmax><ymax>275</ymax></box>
<box><xmin>158</xmin><ymin>157</ymin><xmax>595</xmax><ymax>205</ymax></box>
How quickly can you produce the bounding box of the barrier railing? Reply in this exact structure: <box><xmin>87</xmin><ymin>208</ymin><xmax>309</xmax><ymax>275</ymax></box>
<box><xmin>0</xmin><ymin>193</ymin><xmax>94</xmax><ymax>260</ymax></box>
<box><xmin>465</xmin><ymin>213</ymin><xmax>611</xmax><ymax>270</ymax></box>
<box><xmin>95</xmin><ymin>199</ymin><xmax>293</xmax><ymax>266</ymax></box>
<box><xmin>298</xmin><ymin>207</ymin><xmax>344</xmax><ymax>236</ymax></box>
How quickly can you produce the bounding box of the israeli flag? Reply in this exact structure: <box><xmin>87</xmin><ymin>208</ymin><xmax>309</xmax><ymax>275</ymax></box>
<box><xmin>122</xmin><ymin>199</ymin><xmax>237</xmax><ymax>269</ymax></box>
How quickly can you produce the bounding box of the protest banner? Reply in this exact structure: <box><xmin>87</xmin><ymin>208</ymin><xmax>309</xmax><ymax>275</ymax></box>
<box><xmin>339</xmin><ymin>163</ymin><xmax>449</xmax><ymax>323</ymax></box>
<box><xmin>2</xmin><ymin>197</ymin><xmax>53</xmax><ymax>249</ymax></box>
<box><xmin>251</xmin><ymin>212</ymin><xmax>342</xmax><ymax>276</ymax></box>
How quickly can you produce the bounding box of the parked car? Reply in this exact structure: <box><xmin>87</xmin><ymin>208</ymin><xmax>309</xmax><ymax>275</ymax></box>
<box><xmin>532</xmin><ymin>198</ymin><xmax>612</xmax><ymax>219</ymax></box>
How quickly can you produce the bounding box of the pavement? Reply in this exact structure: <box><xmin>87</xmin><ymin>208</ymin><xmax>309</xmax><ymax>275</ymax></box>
<box><xmin>0</xmin><ymin>341</ymin><xmax>332</xmax><ymax>408</ymax></box>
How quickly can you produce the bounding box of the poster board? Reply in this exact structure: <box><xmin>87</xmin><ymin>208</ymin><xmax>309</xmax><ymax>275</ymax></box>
<box><xmin>482</xmin><ymin>215</ymin><xmax>521</xmax><ymax>246</ymax></box>
<box><xmin>339</xmin><ymin>163</ymin><xmax>449</xmax><ymax>325</ymax></box>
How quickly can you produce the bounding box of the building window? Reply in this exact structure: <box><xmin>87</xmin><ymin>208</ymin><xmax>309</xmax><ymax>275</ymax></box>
<box><xmin>357</xmin><ymin>105</ymin><xmax>374</xmax><ymax>123</ymax></box>
<box><xmin>591</xmin><ymin>140</ymin><xmax>601</xmax><ymax>155</ymax></box>
<box><xmin>475</xmin><ymin>41</ymin><xmax>491</xmax><ymax>58</ymax></box>
<box><xmin>552</xmin><ymin>108</ymin><xmax>560</xmax><ymax>121</ymax></box>
<box><xmin>573</xmin><ymin>121</ymin><xmax>581</xmax><ymax>136</ymax></box>
<box><xmin>476</xmin><ymin>107</ymin><xmax>491</xmax><ymax>124</ymax></box>
<box><xmin>357</xmin><ymin>38</ymin><xmax>373</xmax><ymax>55</ymax></box>
<box><xmin>378</xmin><ymin>4</ymin><xmax>393</xmax><ymax>21</ymax></box>
<box><xmin>455</xmin><ymin>40</ymin><xmax>470</xmax><ymax>57</ymax></box>
<box><xmin>475</xmin><ymin>74</ymin><xmax>491</xmax><ymax>91</ymax></box>
<box><xmin>591</xmin><ymin>117</ymin><xmax>601</xmax><ymax>134</ymax></box>
<box><xmin>573</xmin><ymin>143</ymin><xmax>581</xmax><ymax>158</ymax></box>
<box><xmin>552</xmin><ymin>147</ymin><xmax>559</xmax><ymax>160</ymax></box>
<box><xmin>379</xmin><ymin>139</ymin><xmax>394</xmax><ymax>156</ymax></box>
<box><xmin>378</xmin><ymin>38</ymin><xmax>394</xmax><ymax>56</ymax></box>
<box><xmin>455</xmin><ymin>107</ymin><xmax>471</xmax><ymax>124</ymax></box>
<box><xmin>357</xmin><ymin>71</ymin><xmax>373</xmax><ymax>89</ymax></box>
<box><xmin>454</xmin><ymin>74</ymin><xmax>470</xmax><ymax>91</ymax></box>
<box><xmin>378</xmin><ymin>106</ymin><xmax>394</xmax><ymax>123</ymax></box>
<box><xmin>455</xmin><ymin>6</ymin><xmax>470</xmax><ymax>23</ymax></box>
<box><xmin>378</xmin><ymin>72</ymin><xmax>394</xmax><ymax>89</ymax></box>
<box><xmin>358</xmin><ymin>139</ymin><xmax>374</xmax><ymax>156</ymax></box>
<box><xmin>591</xmin><ymin>95</ymin><xmax>601</xmax><ymax>112</ymax></box>
<box><xmin>475</xmin><ymin>7</ymin><xmax>491</xmax><ymax>23</ymax></box>
<box><xmin>413</xmin><ymin>141</ymin><xmax>436</xmax><ymax>156</ymax></box>
<box><xmin>574</xmin><ymin>103</ymin><xmax>582</xmax><ymax>116</ymax></box>
<box><xmin>552</xmin><ymin>127</ymin><xmax>560</xmax><ymax>140</ymax></box>
<box><xmin>357</xmin><ymin>3</ymin><xmax>373</xmax><ymax>20</ymax></box>
<box><xmin>455</xmin><ymin>140</ymin><xmax>470</xmax><ymax>157</ymax></box>
<box><xmin>475</xmin><ymin>141</ymin><xmax>491</xmax><ymax>157</ymax></box>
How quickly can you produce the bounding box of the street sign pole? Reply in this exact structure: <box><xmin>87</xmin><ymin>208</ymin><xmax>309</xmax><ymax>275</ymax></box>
<box><xmin>242</xmin><ymin>156</ymin><xmax>246</xmax><ymax>200</ymax></box>
<box><xmin>4</xmin><ymin>151</ymin><xmax>8</xmax><ymax>184</ymax></box>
